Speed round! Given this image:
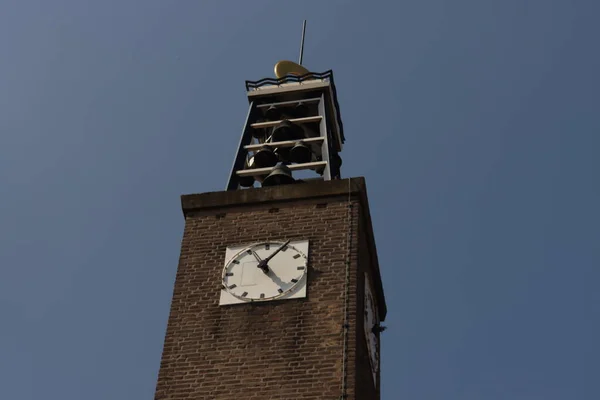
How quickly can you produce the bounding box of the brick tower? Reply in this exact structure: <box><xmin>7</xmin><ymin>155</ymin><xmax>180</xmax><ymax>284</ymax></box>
<box><xmin>154</xmin><ymin>61</ymin><xmax>387</xmax><ymax>400</ymax></box>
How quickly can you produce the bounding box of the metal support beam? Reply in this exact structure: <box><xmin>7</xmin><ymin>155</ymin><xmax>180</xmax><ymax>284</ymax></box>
<box><xmin>236</xmin><ymin>161</ymin><xmax>327</xmax><ymax>177</ymax></box>
<box><xmin>244</xmin><ymin>137</ymin><xmax>324</xmax><ymax>151</ymax></box>
<box><xmin>226</xmin><ymin>101</ymin><xmax>258</xmax><ymax>190</ymax></box>
<box><xmin>255</xmin><ymin>97</ymin><xmax>321</xmax><ymax>109</ymax></box>
<box><xmin>317</xmin><ymin>94</ymin><xmax>332</xmax><ymax>181</ymax></box>
<box><xmin>250</xmin><ymin>115</ymin><xmax>322</xmax><ymax>129</ymax></box>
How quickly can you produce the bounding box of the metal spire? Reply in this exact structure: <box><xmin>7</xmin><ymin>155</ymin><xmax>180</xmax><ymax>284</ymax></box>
<box><xmin>299</xmin><ymin>20</ymin><xmax>307</xmax><ymax>65</ymax></box>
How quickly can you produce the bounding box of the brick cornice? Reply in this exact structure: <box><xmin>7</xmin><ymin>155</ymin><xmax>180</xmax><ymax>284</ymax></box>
<box><xmin>182</xmin><ymin>177</ymin><xmax>364</xmax><ymax>214</ymax></box>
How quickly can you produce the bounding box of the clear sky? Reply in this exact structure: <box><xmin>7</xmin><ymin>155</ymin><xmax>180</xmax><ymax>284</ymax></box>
<box><xmin>1</xmin><ymin>0</ymin><xmax>599</xmax><ymax>399</ymax></box>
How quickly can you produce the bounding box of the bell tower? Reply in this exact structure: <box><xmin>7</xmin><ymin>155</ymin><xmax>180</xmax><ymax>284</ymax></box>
<box><xmin>154</xmin><ymin>54</ymin><xmax>387</xmax><ymax>399</ymax></box>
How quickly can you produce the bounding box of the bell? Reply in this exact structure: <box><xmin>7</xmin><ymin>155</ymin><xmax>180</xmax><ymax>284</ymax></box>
<box><xmin>315</xmin><ymin>153</ymin><xmax>342</xmax><ymax>176</ymax></box>
<box><xmin>306</xmin><ymin>122</ymin><xmax>321</xmax><ymax>134</ymax></box>
<box><xmin>251</xmin><ymin>127</ymin><xmax>266</xmax><ymax>139</ymax></box>
<box><xmin>271</xmin><ymin>120</ymin><xmax>304</xmax><ymax>143</ymax></box>
<box><xmin>274</xmin><ymin>146</ymin><xmax>291</xmax><ymax>161</ymax></box>
<box><xmin>253</xmin><ymin>145</ymin><xmax>278</xmax><ymax>168</ymax></box>
<box><xmin>262</xmin><ymin>164</ymin><xmax>295</xmax><ymax>186</ymax></box>
<box><xmin>289</xmin><ymin>141</ymin><xmax>312</xmax><ymax>164</ymax></box>
<box><xmin>239</xmin><ymin>175</ymin><xmax>255</xmax><ymax>187</ymax></box>
<box><xmin>315</xmin><ymin>153</ymin><xmax>342</xmax><ymax>175</ymax></box>
<box><xmin>313</xmin><ymin>155</ymin><xmax>325</xmax><ymax>175</ymax></box>
<box><xmin>245</xmin><ymin>156</ymin><xmax>266</xmax><ymax>183</ymax></box>
<box><xmin>264</xmin><ymin>105</ymin><xmax>280</xmax><ymax>121</ymax></box>
<box><xmin>239</xmin><ymin>156</ymin><xmax>256</xmax><ymax>187</ymax></box>
<box><xmin>332</xmin><ymin>153</ymin><xmax>343</xmax><ymax>169</ymax></box>
<box><xmin>294</xmin><ymin>102</ymin><xmax>310</xmax><ymax>118</ymax></box>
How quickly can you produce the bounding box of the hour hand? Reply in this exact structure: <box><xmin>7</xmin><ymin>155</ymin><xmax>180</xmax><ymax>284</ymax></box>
<box><xmin>250</xmin><ymin>250</ymin><xmax>269</xmax><ymax>274</ymax></box>
<box><xmin>250</xmin><ymin>250</ymin><xmax>263</xmax><ymax>263</ymax></box>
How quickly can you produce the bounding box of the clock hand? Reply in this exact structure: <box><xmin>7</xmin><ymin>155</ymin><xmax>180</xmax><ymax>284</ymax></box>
<box><xmin>256</xmin><ymin>240</ymin><xmax>290</xmax><ymax>274</ymax></box>
<box><xmin>263</xmin><ymin>239</ymin><xmax>291</xmax><ymax>263</ymax></box>
<box><xmin>250</xmin><ymin>250</ymin><xmax>263</xmax><ymax>263</ymax></box>
<box><xmin>257</xmin><ymin>259</ymin><xmax>269</xmax><ymax>274</ymax></box>
<box><xmin>253</xmin><ymin>249</ymin><xmax>270</xmax><ymax>274</ymax></box>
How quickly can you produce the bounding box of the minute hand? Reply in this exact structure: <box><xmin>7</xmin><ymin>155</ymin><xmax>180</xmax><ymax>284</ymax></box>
<box><xmin>264</xmin><ymin>239</ymin><xmax>291</xmax><ymax>263</ymax></box>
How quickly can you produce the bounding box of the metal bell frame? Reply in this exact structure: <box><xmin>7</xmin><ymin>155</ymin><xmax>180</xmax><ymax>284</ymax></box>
<box><xmin>226</xmin><ymin>71</ymin><xmax>344</xmax><ymax>190</ymax></box>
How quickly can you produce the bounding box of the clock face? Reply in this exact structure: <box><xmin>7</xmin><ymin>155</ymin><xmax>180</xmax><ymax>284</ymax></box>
<box><xmin>219</xmin><ymin>240</ymin><xmax>309</xmax><ymax>305</ymax></box>
<box><xmin>364</xmin><ymin>274</ymin><xmax>379</xmax><ymax>385</ymax></box>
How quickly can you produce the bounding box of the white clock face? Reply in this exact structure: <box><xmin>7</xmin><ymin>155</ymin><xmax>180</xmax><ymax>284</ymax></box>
<box><xmin>219</xmin><ymin>240</ymin><xmax>308</xmax><ymax>304</ymax></box>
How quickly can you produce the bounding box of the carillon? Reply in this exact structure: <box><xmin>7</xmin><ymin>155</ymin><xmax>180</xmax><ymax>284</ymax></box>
<box><xmin>226</xmin><ymin>59</ymin><xmax>345</xmax><ymax>190</ymax></box>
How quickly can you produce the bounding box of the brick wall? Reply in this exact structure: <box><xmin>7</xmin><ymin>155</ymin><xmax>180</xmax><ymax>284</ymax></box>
<box><xmin>154</xmin><ymin>179</ymin><xmax>383</xmax><ymax>400</ymax></box>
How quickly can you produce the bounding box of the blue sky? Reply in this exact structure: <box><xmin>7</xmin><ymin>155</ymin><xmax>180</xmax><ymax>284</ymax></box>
<box><xmin>1</xmin><ymin>1</ymin><xmax>599</xmax><ymax>399</ymax></box>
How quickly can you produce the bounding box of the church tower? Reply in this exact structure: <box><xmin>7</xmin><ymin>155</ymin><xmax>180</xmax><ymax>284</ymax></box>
<box><xmin>154</xmin><ymin>56</ymin><xmax>387</xmax><ymax>399</ymax></box>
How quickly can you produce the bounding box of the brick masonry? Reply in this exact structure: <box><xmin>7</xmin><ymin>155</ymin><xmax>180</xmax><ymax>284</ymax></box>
<box><xmin>154</xmin><ymin>177</ymin><xmax>386</xmax><ymax>400</ymax></box>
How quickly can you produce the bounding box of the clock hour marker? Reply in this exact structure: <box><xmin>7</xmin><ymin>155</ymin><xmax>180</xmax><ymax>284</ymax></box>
<box><xmin>297</xmin><ymin>266</ymin><xmax>305</xmax><ymax>270</ymax></box>
<box><xmin>232</xmin><ymin>260</ymin><xmax>240</xmax><ymax>264</ymax></box>
<box><xmin>281</xmin><ymin>245</ymin><xmax>288</xmax><ymax>251</ymax></box>
<box><xmin>265</xmin><ymin>244</ymin><xmax>270</xmax><ymax>250</ymax></box>
<box><xmin>291</xmin><ymin>279</ymin><xmax>298</xmax><ymax>283</ymax></box>
<box><xmin>228</xmin><ymin>284</ymin><xmax>237</xmax><ymax>289</ymax></box>
<box><xmin>246</xmin><ymin>250</ymin><xmax>253</xmax><ymax>255</ymax></box>
<box><xmin>293</xmin><ymin>254</ymin><xmax>301</xmax><ymax>259</ymax></box>
<box><xmin>226</xmin><ymin>272</ymin><xmax>234</xmax><ymax>276</ymax></box>
<box><xmin>260</xmin><ymin>293</ymin><xmax>265</xmax><ymax>299</ymax></box>
<box><xmin>241</xmin><ymin>292</ymin><xmax>248</xmax><ymax>297</ymax></box>
<box><xmin>277</xmin><ymin>288</ymin><xmax>284</xmax><ymax>294</ymax></box>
